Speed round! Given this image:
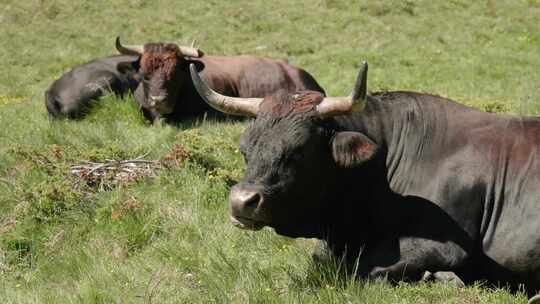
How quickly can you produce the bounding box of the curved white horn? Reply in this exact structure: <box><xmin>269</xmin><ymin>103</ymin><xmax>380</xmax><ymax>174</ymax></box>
<box><xmin>315</xmin><ymin>61</ymin><xmax>368</xmax><ymax>117</ymax></box>
<box><xmin>189</xmin><ymin>64</ymin><xmax>262</xmax><ymax>117</ymax></box>
<box><xmin>115</xmin><ymin>36</ymin><xmax>144</xmax><ymax>55</ymax></box>
<box><xmin>178</xmin><ymin>46</ymin><xmax>203</xmax><ymax>58</ymax></box>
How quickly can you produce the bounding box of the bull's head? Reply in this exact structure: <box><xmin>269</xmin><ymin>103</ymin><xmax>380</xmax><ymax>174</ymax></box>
<box><xmin>190</xmin><ymin>62</ymin><xmax>378</xmax><ymax>237</ymax></box>
<box><xmin>115</xmin><ymin>37</ymin><xmax>203</xmax><ymax>114</ymax></box>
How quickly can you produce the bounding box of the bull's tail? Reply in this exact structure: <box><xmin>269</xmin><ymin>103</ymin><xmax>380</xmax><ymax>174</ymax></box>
<box><xmin>45</xmin><ymin>89</ymin><xmax>63</xmax><ymax>119</ymax></box>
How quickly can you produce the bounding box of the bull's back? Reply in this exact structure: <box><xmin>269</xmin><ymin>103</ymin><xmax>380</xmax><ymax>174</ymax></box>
<box><xmin>46</xmin><ymin>68</ymin><xmax>115</xmax><ymax>118</ymax></box>
<box><xmin>45</xmin><ymin>55</ymin><xmax>139</xmax><ymax>118</ymax></box>
<box><xmin>200</xmin><ymin>55</ymin><xmax>325</xmax><ymax>97</ymax></box>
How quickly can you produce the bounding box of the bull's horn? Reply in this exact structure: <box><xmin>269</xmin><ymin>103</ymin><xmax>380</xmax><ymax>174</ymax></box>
<box><xmin>178</xmin><ymin>46</ymin><xmax>203</xmax><ymax>58</ymax></box>
<box><xmin>189</xmin><ymin>64</ymin><xmax>261</xmax><ymax>117</ymax></box>
<box><xmin>115</xmin><ymin>36</ymin><xmax>144</xmax><ymax>55</ymax></box>
<box><xmin>315</xmin><ymin>61</ymin><xmax>368</xmax><ymax>117</ymax></box>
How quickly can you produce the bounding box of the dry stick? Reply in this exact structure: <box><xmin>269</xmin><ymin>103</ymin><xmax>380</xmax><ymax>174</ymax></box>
<box><xmin>69</xmin><ymin>156</ymin><xmax>160</xmax><ymax>190</ymax></box>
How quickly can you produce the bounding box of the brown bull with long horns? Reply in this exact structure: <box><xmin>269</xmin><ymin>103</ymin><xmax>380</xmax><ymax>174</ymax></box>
<box><xmin>115</xmin><ymin>37</ymin><xmax>326</xmax><ymax>123</ymax></box>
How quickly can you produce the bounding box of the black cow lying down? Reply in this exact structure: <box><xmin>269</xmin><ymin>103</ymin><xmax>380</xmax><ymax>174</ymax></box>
<box><xmin>45</xmin><ymin>55</ymin><xmax>140</xmax><ymax>118</ymax></box>
<box><xmin>190</xmin><ymin>62</ymin><xmax>540</xmax><ymax>300</ymax></box>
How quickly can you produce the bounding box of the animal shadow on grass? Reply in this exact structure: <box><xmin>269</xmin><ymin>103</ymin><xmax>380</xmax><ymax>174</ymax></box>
<box><xmin>294</xmin><ymin>191</ymin><xmax>535</xmax><ymax>297</ymax></box>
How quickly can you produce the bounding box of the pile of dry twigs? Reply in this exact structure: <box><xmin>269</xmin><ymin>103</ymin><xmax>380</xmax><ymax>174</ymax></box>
<box><xmin>70</xmin><ymin>155</ymin><xmax>160</xmax><ymax>191</ymax></box>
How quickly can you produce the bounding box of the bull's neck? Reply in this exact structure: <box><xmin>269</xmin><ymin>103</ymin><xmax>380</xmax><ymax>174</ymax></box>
<box><xmin>332</xmin><ymin>92</ymin><xmax>449</xmax><ymax>198</ymax></box>
<box><xmin>318</xmin><ymin>93</ymin><xmax>448</xmax><ymax>246</ymax></box>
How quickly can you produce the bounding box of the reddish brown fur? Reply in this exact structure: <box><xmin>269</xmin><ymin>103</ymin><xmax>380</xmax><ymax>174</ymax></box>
<box><xmin>140</xmin><ymin>43</ymin><xmax>182</xmax><ymax>80</ymax></box>
<box><xmin>260</xmin><ymin>90</ymin><xmax>325</xmax><ymax>117</ymax></box>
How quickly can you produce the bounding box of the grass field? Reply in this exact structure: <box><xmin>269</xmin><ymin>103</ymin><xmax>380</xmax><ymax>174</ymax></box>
<box><xmin>1</xmin><ymin>0</ymin><xmax>539</xmax><ymax>303</ymax></box>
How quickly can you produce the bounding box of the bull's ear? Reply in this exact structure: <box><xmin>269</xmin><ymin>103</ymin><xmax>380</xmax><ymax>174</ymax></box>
<box><xmin>116</xmin><ymin>60</ymin><xmax>140</xmax><ymax>74</ymax></box>
<box><xmin>117</xmin><ymin>60</ymin><xmax>141</xmax><ymax>81</ymax></box>
<box><xmin>331</xmin><ymin>131</ymin><xmax>377</xmax><ymax>168</ymax></box>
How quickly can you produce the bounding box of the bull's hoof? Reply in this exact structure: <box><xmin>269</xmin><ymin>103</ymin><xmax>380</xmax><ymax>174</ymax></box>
<box><xmin>529</xmin><ymin>294</ymin><xmax>540</xmax><ymax>304</ymax></box>
<box><xmin>421</xmin><ymin>271</ymin><xmax>465</xmax><ymax>288</ymax></box>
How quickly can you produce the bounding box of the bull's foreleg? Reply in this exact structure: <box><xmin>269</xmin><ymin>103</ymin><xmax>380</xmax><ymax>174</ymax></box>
<box><xmin>141</xmin><ymin>107</ymin><xmax>161</xmax><ymax>124</ymax></box>
<box><xmin>358</xmin><ymin>236</ymin><xmax>469</xmax><ymax>285</ymax></box>
<box><xmin>421</xmin><ymin>270</ymin><xmax>465</xmax><ymax>287</ymax></box>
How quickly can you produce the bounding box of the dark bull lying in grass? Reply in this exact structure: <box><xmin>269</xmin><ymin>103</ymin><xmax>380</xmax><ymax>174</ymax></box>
<box><xmin>115</xmin><ymin>37</ymin><xmax>325</xmax><ymax>123</ymax></box>
<box><xmin>45</xmin><ymin>55</ymin><xmax>140</xmax><ymax>119</ymax></box>
<box><xmin>190</xmin><ymin>62</ymin><xmax>540</xmax><ymax>299</ymax></box>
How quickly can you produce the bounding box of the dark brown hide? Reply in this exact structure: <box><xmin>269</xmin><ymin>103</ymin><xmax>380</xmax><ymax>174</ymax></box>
<box><xmin>119</xmin><ymin>43</ymin><xmax>326</xmax><ymax>123</ymax></box>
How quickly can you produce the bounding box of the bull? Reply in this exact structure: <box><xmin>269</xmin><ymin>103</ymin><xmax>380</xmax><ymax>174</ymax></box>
<box><xmin>45</xmin><ymin>55</ymin><xmax>140</xmax><ymax>119</ymax></box>
<box><xmin>115</xmin><ymin>37</ymin><xmax>325</xmax><ymax>123</ymax></box>
<box><xmin>189</xmin><ymin>62</ymin><xmax>540</xmax><ymax>300</ymax></box>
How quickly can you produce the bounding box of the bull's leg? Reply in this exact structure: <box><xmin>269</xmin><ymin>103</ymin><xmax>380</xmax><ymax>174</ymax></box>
<box><xmin>311</xmin><ymin>239</ymin><xmax>363</xmax><ymax>275</ymax></box>
<box><xmin>421</xmin><ymin>270</ymin><xmax>465</xmax><ymax>287</ymax></box>
<box><xmin>358</xmin><ymin>236</ymin><xmax>469</xmax><ymax>284</ymax></box>
<box><xmin>141</xmin><ymin>107</ymin><xmax>160</xmax><ymax>124</ymax></box>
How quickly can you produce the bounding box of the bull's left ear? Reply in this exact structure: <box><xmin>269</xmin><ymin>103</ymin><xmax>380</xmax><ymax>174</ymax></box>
<box><xmin>117</xmin><ymin>60</ymin><xmax>142</xmax><ymax>82</ymax></box>
<box><xmin>331</xmin><ymin>131</ymin><xmax>377</xmax><ymax>168</ymax></box>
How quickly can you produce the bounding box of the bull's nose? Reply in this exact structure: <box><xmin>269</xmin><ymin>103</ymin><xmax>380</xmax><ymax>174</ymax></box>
<box><xmin>229</xmin><ymin>186</ymin><xmax>263</xmax><ymax>217</ymax></box>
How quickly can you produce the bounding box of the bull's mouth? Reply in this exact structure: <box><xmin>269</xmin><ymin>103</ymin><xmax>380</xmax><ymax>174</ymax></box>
<box><xmin>230</xmin><ymin>215</ymin><xmax>267</xmax><ymax>231</ymax></box>
<box><xmin>152</xmin><ymin>103</ymin><xmax>174</xmax><ymax>114</ymax></box>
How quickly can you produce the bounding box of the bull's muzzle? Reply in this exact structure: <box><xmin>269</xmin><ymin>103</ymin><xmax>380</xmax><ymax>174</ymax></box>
<box><xmin>229</xmin><ymin>185</ymin><xmax>266</xmax><ymax>230</ymax></box>
<box><xmin>149</xmin><ymin>95</ymin><xmax>166</xmax><ymax>107</ymax></box>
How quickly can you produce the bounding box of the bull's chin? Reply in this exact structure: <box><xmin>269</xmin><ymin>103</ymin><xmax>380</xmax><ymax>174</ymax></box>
<box><xmin>154</xmin><ymin>106</ymin><xmax>174</xmax><ymax>115</ymax></box>
<box><xmin>273</xmin><ymin>226</ymin><xmax>318</xmax><ymax>238</ymax></box>
<box><xmin>230</xmin><ymin>216</ymin><xmax>266</xmax><ymax>231</ymax></box>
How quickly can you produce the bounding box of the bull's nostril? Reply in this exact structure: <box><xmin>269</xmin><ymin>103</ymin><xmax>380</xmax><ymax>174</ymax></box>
<box><xmin>230</xmin><ymin>187</ymin><xmax>263</xmax><ymax>214</ymax></box>
<box><xmin>243</xmin><ymin>192</ymin><xmax>261</xmax><ymax>209</ymax></box>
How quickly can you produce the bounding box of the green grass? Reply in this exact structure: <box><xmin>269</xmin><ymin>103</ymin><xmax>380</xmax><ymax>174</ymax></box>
<box><xmin>1</xmin><ymin>0</ymin><xmax>539</xmax><ymax>303</ymax></box>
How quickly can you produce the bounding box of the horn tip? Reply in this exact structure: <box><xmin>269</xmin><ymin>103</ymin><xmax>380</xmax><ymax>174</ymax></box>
<box><xmin>189</xmin><ymin>63</ymin><xmax>197</xmax><ymax>74</ymax></box>
<box><xmin>115</xmin><ymin>36</ymin><xmax>121</xmax><ymax>50</ymax></box>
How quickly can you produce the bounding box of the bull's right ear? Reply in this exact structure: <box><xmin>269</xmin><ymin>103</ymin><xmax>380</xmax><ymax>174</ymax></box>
<box><xmin>331</xmin><ymin>131</ymin><xmax>377</xmax><ymax>168</ymax></box>
<box><xmin>117</xmin><ymin>60</ymin><xmax>141</xmax><ymax>81</ymax></box>
<box><xmin>116</xmin><ymin>60</ymin><xmax>140</xmax><ymax>75</ymax></box>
